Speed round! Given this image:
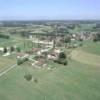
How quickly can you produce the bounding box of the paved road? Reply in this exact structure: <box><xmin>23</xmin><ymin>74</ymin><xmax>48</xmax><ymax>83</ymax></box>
<box><xmin>0</xmin><ymin>64</ymin><xmax>17</xmax><ymax>77</ymax></box>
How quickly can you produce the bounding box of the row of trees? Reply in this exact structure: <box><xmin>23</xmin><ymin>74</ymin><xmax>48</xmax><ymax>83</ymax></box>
<box><xmin>3</xmin><ymin>46</ymin><xmax>21</xmax><ymax>53</ymax></box>
<box><xmin>0</xmin><ymin>34</ymin><xmax>10</xmax><ymax>39</ymax></box>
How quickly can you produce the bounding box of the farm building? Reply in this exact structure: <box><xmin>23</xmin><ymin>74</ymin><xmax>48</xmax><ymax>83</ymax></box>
<box><xmin>47</xmin><ymin>49</ymin><xmax>63</xmax><ymax>60</ymax></box>
<box><xmin>25</xmin><ymin>48</ymin><xmax>39</xmax><ymax>54</ymax></box>
<box><xmin>16</xmin><ymin>53</ymin><xmax>29</xmax><ymax>59</ymax></box>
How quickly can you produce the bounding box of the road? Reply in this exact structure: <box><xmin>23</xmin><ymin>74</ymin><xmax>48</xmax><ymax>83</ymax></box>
<box><xmin>0</xmin><ymin>64</ymin><xmax>17</xmax><ymax>77</ymax></box>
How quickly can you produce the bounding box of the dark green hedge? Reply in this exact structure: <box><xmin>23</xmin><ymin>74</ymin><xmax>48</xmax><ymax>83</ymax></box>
<box><xmin>17</xmin><ymin>58</ymin><xmax>28</xmax><ymax>65</ymax></box>
<box><xmin>0</xmin><ymin>34</ymin><xmax>10</xmax><ymax>39</ymax></box>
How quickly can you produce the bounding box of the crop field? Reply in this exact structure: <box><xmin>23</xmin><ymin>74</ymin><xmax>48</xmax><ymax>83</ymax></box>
<box><xmin>0</xmin><ymin>40</ymin><xmax>100</xmax><ymax>100</ymax></box>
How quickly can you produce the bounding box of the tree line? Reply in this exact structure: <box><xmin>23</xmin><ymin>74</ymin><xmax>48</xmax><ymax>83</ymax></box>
<box><xmin>0</xmin><ymin>34</ymin><xmax>10</xmax><ymax>39</ymax></box>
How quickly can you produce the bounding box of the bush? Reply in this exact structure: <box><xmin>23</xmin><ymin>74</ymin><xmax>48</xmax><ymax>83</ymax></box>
<box><xmin>16</xmin><ymin>47</ymin><xmax>21</xmax><ymax>52</ymax></box>
<box><xmin>24</xmin><ymin>74</ymin><xmax>32</xmax><ymax>81</ymax></box>
<box><xmin>93</xmin><ymin>38</ymin><xmax>98</xmax><ymax>42</ymax></box>
<box><xmin>54</xmin><ymin>59</ymin><xmax>68</xmax><ymax>66</ymax></box>
<box><xmin>34</xmin><ymin>78</ymin><xmax>38</xmax><ymax>83</ymax></box>
<box><xmin>23</xmin><ymin>58</ymin><xmax>29</xmax><ymax>62</ymax></box>
<box><xmin>17</xmin><ymin>59</ymin><xmax>23</xmax><ymax>65</ymax></box>
<box><xmin>17</xmin><ymin>58</ymin><xmax>29</xmax><ymax>65</ymax></box>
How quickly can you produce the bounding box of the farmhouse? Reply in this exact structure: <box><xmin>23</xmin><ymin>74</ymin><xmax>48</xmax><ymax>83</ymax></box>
<box><xmin>16</xmin><ymin>53</ymin><xmax>29</xmax><ymax>59</ymax></box>
<box><xmin>48</xmin><ymin>49</ymin><xmax>63</xmax><ymax>60</ymax></box>
<box><xmin>26</xmin><ymin>48</ymin><xmax>39</xmax><ymax>54</ymax></box>
<box><xmin>47</xmin><ymin>54</ymin><xmax>57</xmax><ymax>60</ymax></box>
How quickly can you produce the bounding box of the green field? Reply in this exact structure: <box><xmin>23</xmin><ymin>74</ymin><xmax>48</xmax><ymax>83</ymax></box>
<box><xmin>81</xmin><ymin>41</ymin><xmax>100</xmax><ymax>55</ymax></box>
<box><xmin>0</xmin><ymin>60</ymin><xmax>100</xmax><ymax>100</ymax></box>
<box><xmin>0</xmin><ymin>56</ymin><xmax>16</xmax><ymax>72</ymax></box>
<box><xmin>0</xmin><ymin>39</ymin><xmax>100</xmax><ymax>100</ymax></box>
<box><xmin>0</xmin><ymin>36</ymin><xmax>35</xmax><ymax>52</ymax></box>
<box><xmin>0</xmin><ymin>38</ymin><xmax>17</xmax><ymax>47</ymax></box>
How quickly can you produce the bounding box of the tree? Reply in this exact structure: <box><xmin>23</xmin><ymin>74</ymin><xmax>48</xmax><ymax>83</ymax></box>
<box><xmin>16</xmin><ymin>47</ymin><xmax>21</xmax><ymax>52</ymax></box>
<box><xmin>93</xmin><ymin>33</ymin><xmax>100</xmax><ymax>42</ymax></box>
<box><xmin>54</xmin><ymin>52</ymin><xmax>68</xmax><ymax>66</ymax></box>
<box><xmin>24</xmin><ymin>74</ymin><xmax>32</xmax><ymax>81</ymax></box>
<box><xmin>64</xmin><ymin>37</ymin><xmax>71</xmax><ymax>43</ymax></box>
<box><xmin>59</xmin><ymin>52</ymin><xmax>66</xmax><ymax>59</ymax></box>
<box><xmin>10</xmin><ymin>46</ymin><xmax>15</xmax><ymax>52</ymax></box>
<box><xmin>3</xmin><ymin>47</ymin><xmax>7</xmax><ymax>53</ymax></box>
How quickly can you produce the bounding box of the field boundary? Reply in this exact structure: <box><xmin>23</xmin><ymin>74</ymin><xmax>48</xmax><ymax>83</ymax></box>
<box><xmin>0</xmin><ymin>64</ymin><xmax>17</xmax><ymax>77</ymax></box>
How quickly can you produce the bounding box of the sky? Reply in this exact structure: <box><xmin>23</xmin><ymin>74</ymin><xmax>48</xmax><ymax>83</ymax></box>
<box><xmin>0</xmin><ymin>0</ymin><xmax>100</xmax><ymax>20</ymax></box>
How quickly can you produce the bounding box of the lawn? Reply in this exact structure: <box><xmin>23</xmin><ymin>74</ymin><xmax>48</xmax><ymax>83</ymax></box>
<box><xmin>0</xmin><ymin>59</ymin><xmax>100</xmax><ymax>100</ymax></box>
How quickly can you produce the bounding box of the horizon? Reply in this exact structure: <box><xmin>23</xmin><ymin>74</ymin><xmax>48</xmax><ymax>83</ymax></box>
<box><xmin>0</xmin><ymin>19</ymin><xmax>100</xmax><ymax>21</ymax></box>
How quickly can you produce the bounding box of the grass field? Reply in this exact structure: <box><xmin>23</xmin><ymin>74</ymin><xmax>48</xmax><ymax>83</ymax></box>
<box><xmin>0</xmin><ymin>37</ymin><xmax>35</xmax><ymax>53</ymax></box>
<box><xmin>0</xmin><ymin>40</ymin><xmax>100</xmax><ymax>100</ymax></box>
<box><xmin>81</xmin><ymin>41</ymin><xmax>100</xmax><ymax>55</ymax></box>
<box><xmin>0</xmin><ymin>38</ymin><xmax>19</xmax><ymax>47</ymax></box>
<box><xmin>71</xmin><ymin>49</ymin><xmax>100</xmax><ymax>66</ymax></box>
<box><xmin>0</xmin><ymin>60</ymin><xmax>100</xmax><ymax>100</ymax></box>
<box><xmin>0</xmin><ymin>56</ymin><xmax>16</xmax><ymax>72</ymax></box>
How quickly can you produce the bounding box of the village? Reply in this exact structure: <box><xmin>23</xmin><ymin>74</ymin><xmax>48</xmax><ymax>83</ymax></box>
<box><xmin>0</xmin><ymin>31</ymin><xmax>99</xmax><ymax>71</ymax></box>
<box><xmin>0</xmin><ymin>34</ymin><xmax>67</xmax><ymax>69</ymax></box>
